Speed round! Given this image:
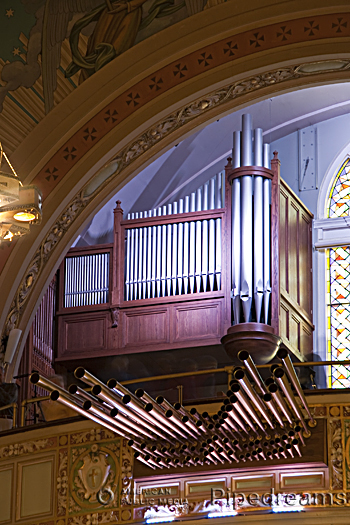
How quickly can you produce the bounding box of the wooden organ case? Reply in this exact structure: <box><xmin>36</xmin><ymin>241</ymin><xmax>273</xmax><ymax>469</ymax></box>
<box><xmin>55</xmin><ymin>115</ymin><xmax>313</xmax><ymax>365</ymax></box>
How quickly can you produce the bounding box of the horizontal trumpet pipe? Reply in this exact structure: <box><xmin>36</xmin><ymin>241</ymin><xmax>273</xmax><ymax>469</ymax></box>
<box><xmin>238</xmin><ymin>351</ymin><xmax>267</xmax><ymax>395</ymax></box>
<box><xmin>120</xmin><ymin>393</ymin><xmax>173</xmax><ymax>442</ymax></box>
<box><xmin>234</xmin><ymin>369</ymin><xmax>274</xmax><ymax>429</ymax></box>
<box><xmin>68</xmin><ymin>384</ymin><xmax>100</xmax><ymax>405</ymax></box>
<box><xmin>229</xmin><ymin>394</ymin><xmax>258</xmax><ymax>434</ymax></box>
<box><xmin>133</xmin><ymin>452</ymin><xmax>156</xmax><ymax>470</ymax></box>
<box><xmin>145</xmin><ymin>403</ymin><xmax>188</xmax><ymax>440</ymax></box>
<box><xmin>49</xmin><ymin>390</ymin><xmax>120</xmax><ymax>437</ymax></box>
<box><xmin>230</xmin><ymin>384</ymin><xmax>268</xmax><ymax>435</ymax></box>
<box><xmin>108</xmin><ymin>378</ymin><xmax>145</xmax><ymax>407</ymax></box>
<box><xmin>181</xmin><ymin>415</ymin><xmax>202</xmax><ymax>435</ymax></box>
<box><xmin>91</xmin><ymin>384</ymin><xmax>169</xmax><ymax>440</ymax></box>
<box><xmin>225</xmin><ymin>404</ymin><xmax>249</xmax><ymax>433</ymax></box>
<box><xmin>285</xmin><ymin>443</ymin><xmax>294</xmax><ymax>458</ymax></box>
<box><xmin>268</xmin><ymin>383</ymin><xmax>294</xmax><ymax>426</ymax></box>
<box><xmin>165</xmin><ymin>409</ymin><xmax>198</xmax><ymax>439</ymax></box>
<box><xmin>274</xmin><ymin>368</ymin><xmax>310</xmax><ymax>436</ymax></box>
<box><xmin>262</xmin><ymin>393</ymin><xmax>285</xmax><ymax>429</ymax></box>
<box><xmin>294</xmin><ymin>425</ymin><xmax>306</xmax><ymax>446</ymax></box>
<box><xmin>30</xmin><ymin>373</ymin><xmax>81</xmax><ymax>406</ymax></box>
<box><xmin>292</xmin><ymin>438</ymin><xmax>302</xmax><ymax>457</ymax></box>
<box><xmin>277</xmin><ymin>348</ymin><xmax>316</xmax><ymax>425</ymax></box>
<box><xmin>97</xmin><ymin>404</ymin><xmax>153</xmax><ymax>440</ymax></box>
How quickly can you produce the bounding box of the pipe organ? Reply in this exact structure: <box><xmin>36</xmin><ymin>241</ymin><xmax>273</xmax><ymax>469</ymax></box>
<box><xmin>56</xmin><ymin>114</ymin><xmax>313</xmax><ymax>365</ymax></box>
<box><xmin>30</xmin><ymin>350</ymin><xmax>318</xmax><ymax>471</ymax></box>
<box><xmin>124</xmin><ymin>172</ymin><xmax>225</xmax><ymax>301</ymax></box>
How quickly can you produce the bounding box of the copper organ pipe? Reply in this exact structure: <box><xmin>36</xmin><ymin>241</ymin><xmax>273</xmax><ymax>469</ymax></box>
<box><xmin>68</xmin><ymin>384</ymin><xmax>100</xmax><ymax>405</ymax></box>
<box><xmin>91</xmin><ymin>384</ymin><xmax>172</xmax><ymax>441</ymax></box>
<box><xmin>49</xmin><ymin>390</ymin><xmax>123</xmax><ymax>437</ymax></box>
<box><xmin>294</xmin><ymin>425</ymin><xmax>306</xmax><ymax>447</ymax></box>
<box><xmin>267</xmin><ymin>383</ymin><xmax>294</xmax><ymax>426</ymax></box>
<box><xmin>238</xmin><ymin>350</ymin><xmax>267</xmax><ymax>395</ymax></box>
<box><xmin>277</xmin><ymin>347</ymin><xmax>316</xmax><ymax>427</ymax></box>
<box><xmin>262</xmin><ymin>393</ymin><xmax>285</xmax><ymax>429</ymax></box>
<box><xmin>144</xmin><ymin>403</ymin><xmax>189</xmax><ymax>440</ymax></box>
<box><xmin>230</xmin><ymin>383</ymin><xmax>268</xmax><ymax>435</ymax></box>
<box><xmin>118</xmin><ymin>393</ymin><xmax>174</xmax><ymax>442</ymax></box>
<box><xmin>273</xmin><ymin>367</ymin><xmax>310</xmax><ymax>436</ymax></box>
<box><xmin>234</xmin><ymin>369</ymin><xmax>274</xmax><ymax>429</ymax></box>
<box><xmin>229</xmin><ymin>394</ymin><xmax>259</xmax><ymax>433</ymax></box>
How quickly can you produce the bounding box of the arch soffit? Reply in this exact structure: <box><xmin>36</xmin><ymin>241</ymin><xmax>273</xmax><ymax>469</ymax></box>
<box><xmin>2</xmin><ymin>3</ymin><xmax>350</xmax><ymax>373</ymax></box>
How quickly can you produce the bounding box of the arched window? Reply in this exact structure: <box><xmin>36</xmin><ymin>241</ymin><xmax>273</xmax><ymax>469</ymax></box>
<box><xmin>326</xmin><ymin>158</ymin><xmax>350</xmax><ymax>388</ymax></box>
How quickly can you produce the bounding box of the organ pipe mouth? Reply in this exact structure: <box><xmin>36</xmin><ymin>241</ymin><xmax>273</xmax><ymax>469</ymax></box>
<box><xmin>74</xmin><ymin>367</ymin><xmax>85</xmax><ymax>379</ymax></box>
<box><xmin>30</xmin><ymin>372</ymin><xmax>40</xmax><ymax>384</ymax></box>
<box><xmin>92</xmin><ymin>384</ymin><xmax>102</xmax><ymax>395</ymax></box>
<box><xmin>107</xmin><ymin>378</ymin><xmax>117</xmax><ymax>389</ymax></box>
<box><xmin>50</xmin><ymin>390</ymin><xmax>59</xmax><ymax>401</ymax></box>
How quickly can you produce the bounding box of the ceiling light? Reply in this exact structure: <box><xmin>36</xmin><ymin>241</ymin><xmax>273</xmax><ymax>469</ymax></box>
<box><xmin>13</xmin><ymin>211</ymin><xmax>36</xmax><ymax>222</ymax></box>
<box><xmin>0</xmin><ymin>144</ymin><xmax>42</xmax><ymax>244</ymax></box>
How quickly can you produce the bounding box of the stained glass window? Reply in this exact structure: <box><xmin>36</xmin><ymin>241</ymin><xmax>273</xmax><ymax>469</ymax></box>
<box><xmin>327</xmin><ymin>247</ymin><xmax>350</xmax><ymax>388</ymax></box>
<box><xmin>327</xmin><ymin>158</ymin><xmax>350</xmax><ymax>388</ymax></box>
<box><xmin>327</xmin><ymin>157</ymin><xmax>350</xmax><ymax>218</ymax></box>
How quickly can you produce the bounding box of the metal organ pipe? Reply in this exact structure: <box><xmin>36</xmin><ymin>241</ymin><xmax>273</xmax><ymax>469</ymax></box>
<box><xmin>232</xmin><ymin>130</ymin><xmax>241</xmax><ymax>322</ymax></box>
<box><xmin>230</xmin><ymin>114</ymin><xmax>272</xmax><ymax>325</ymax></box>
<box><xmin>254</xmin><ymin>128</ymin><xmax>264</xmax><ymax>322</ymax></box>
<box><xmin>33</xmin><ymin>354</ymin><xmax>315</xmax><ymax>470</ymax></box>
<box><xmin>240</xmin><ymin>113</ymin><xmax>253</xmax><ymax>322</ymax></box>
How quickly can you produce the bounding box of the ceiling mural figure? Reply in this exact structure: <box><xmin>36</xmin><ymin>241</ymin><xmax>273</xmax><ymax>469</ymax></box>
<box><xmin>0</xmin><ymin>0</ymin><xmax>206</xmax><ymax>151</ymax></box>
<box><xmin>64</xmin><ymin>0</ymin><xmax>186</xmax><ymax>85</ymax></box>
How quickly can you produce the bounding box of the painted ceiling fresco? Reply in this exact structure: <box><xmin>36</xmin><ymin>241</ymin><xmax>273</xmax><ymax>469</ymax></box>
<box><xmin>0</xmin><ymin>0</ymin><xmax>212</xmax><ymax>154</ymax></box>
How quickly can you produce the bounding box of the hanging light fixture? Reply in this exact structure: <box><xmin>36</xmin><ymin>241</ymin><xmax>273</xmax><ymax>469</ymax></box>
<box><xmin>0</xmin><ymin>143</ymin><xmax>42</xmax><ymax>244</ymax></box>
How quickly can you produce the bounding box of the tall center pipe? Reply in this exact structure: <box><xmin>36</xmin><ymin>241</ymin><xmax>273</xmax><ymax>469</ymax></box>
<box><xmin>240</xmin><ymin>114</ymin><xmax>253</xmax><ymax>322</ymax></box>
<box><xmin>232</xmin><ymin>130</ymin><xmax>241</xmax><ymax>323</ymax></box>
<box><xmin>254</xmin><ymin>128</ymin><xmax>264</xmax><ymax>322</ymax></box>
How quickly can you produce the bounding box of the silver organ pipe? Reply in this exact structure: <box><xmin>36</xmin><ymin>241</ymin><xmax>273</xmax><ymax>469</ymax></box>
<box><xmin>229</xmin><ymin>114</ymin><xmax>272</xmax><ymax>325</ymax></box>
<box><xmin>130</xmin><ymin>213</ymin><xmax>135</xmax><ymax>300</ymax></box>
<box><xmin>134</xmin><ymin>212</ymin><xmax>139</xmax><ymax>300</ymax></box>
<box><xmin>156</xmin><ymin>207</ymin><xmax>162</xmax><ymax>297</ymax></box>
<box><xmin>263</xmin><ymin>143</ymin><xmax>271</xmax><ymax>324</ymax></box>
<box><xmin>195</xmin><ymin>188</ymin><xmax>202</xmax><ymax>292</ymax></box>
<box><xmin>161</xmin><ymin>205</ymin><xmax>167</xmax><ymax>297</ymax></box>
<box><xmin>167</xmin><ymin>203</ymin><xmax>172</xmax><ymax>296</ymax></box>
<box><xmin>208</xmin><ymin>177</ymin><xmax>216</xmax><ymax>291</ymax></box>
<box><xmin>183</xmin><ymin>195</ymin><xmax>190</xmax><ymax>293</ymax></box>
<box><xmin>232</xmin><ymin>130</ymin><xmax>241</xmax><ymax>322</ymax></box>
<box><xmin>216</xmin><ymin>174</ymin><xmax>222</xmax><ymax>290</ymax></box>
<box><xmin>177</xmin><ymin>199</ymin><xmax>184</xmax><ymax>295</ymax></box>
<box><xmin>202</xmin><ymin>183</ymin><xmax>209</xmax><ymax>291</ymax></box>
<box><xmin>138</xmin><ymin>211</ymin><xmax>143</xmax><ymax>300</ymax></box>
<box><xmin>240</xmin><ymin>113</ymin><xmax>253</xmax><ymax>322</ymax></box>
<box><xmin>189</xmin><ymin>192</ymin><xmax>196</xmax><ymax>293</ymax></box>
<box><xmin>254</xmin><ymin>128</ymin><xmax>264</xmax><ymax>322</ymax></box>
<box><xmin>122</xmin><ymin>170</ymin><xmax>224</xmax><ymax>301</ymax></box>
<box><xmin>152</xmin><ymin>208</ymin><xmax>157</xmax><ymax>298</ymax></box>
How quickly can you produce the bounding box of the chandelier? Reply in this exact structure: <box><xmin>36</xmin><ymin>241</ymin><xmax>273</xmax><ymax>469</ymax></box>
<box><xmin>0</xmin><ymin>143</ymin><xmax>42</xmax><ymax>244</ymax></box>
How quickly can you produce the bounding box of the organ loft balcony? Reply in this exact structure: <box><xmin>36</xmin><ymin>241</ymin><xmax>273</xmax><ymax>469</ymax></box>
<box><xmin>0</xmin><ymin>113</ymin><xmax>349</xmax><ymax>525</ymax></box>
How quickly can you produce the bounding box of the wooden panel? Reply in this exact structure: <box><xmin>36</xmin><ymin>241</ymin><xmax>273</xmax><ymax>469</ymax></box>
<box><xmin>279</xmin><ymin>188</ymin><xmax>288</xmax><ymax>293</ymax></box>
<box><xmin>289</xmin><ymin>202</ymin><xmax>299</xmax><ymax>302</ymax></box>
<box><xmin>174</xmin><ymin>302</ymin><xmax>221</xmax><ymax>341</ymax></box>
<box><xmin>122</xmin><ymin>308</ymin><xmax>169</xmax><ymax>347</ymax></box>
<box><xmin>280</xmin><ymin>302</ymin><xmax>289</xmax><ymax>341</ymax></box>
<box><xmin>289</xmin><ymin>314</ymin><xmax>300</xmax><ymax>353</ymax></box>
<box><xmin>300</xmin><ymin>211</ymin><xmax>313</xmax><ymax>317</ymax></box>
<box><xmin>58</xmin><ymin>313</ymin><xmax>107</xmax><ymax>356</ymax></box>
<box><xmin>278</xmin><ymin>180</ymin><xmax>313</xmax><ymax>359</ymax></box>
